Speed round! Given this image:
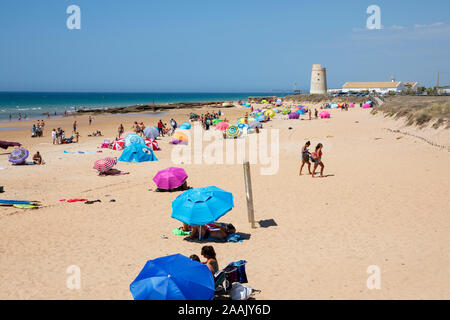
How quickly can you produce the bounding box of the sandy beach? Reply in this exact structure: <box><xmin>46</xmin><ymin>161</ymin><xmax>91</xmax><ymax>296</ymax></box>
<box><xmin>1</xmin><ymin>104</ymin><xmax>449</xmax><ymax>300</ymax></box>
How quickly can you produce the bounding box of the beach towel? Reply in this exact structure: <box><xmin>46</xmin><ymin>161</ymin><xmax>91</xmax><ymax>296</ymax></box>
<box><xmin>12</xmin><ymin>162</ymin><xmax>36</xmax><ymax>166</ymax></box>
<box><xmin>67</xmin><ymin>198</ymin><xmax>88</xmax><ymax>203</ymax></box>
<box><xmin>0</xmin><ymin>140</ymin><xmax>21</xmax><ymax>150</ymax></box>
<box><xmin>172</xmin><ymin>228</ymin><xmax>191</xmax><ymax>236</ymax></box>
<box><xmin>64</xmin><ymin>151</ymin><xmax>103</xmax><ymax>154</ymax></box>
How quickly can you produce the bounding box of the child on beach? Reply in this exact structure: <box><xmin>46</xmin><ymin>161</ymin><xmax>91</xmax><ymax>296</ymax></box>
<box><xmin>311</xmin><ymin>143</ymin><xmax>325</xmax><ymax>178</ymax></box>
<box><xmin>299</xmin><ymin>141</ymin><xmax>312</xmax><ymax>175</ymax></box>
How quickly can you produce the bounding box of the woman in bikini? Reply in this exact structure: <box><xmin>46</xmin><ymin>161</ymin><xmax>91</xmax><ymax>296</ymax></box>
<box><xmin>311</xmin><ymin>143</ymin><xmax>325</xmax><ymax>178</ymax></box>
<box><xmin>299</xmin><ymin>141</ymin><xmax>312</xmax><ymax>175</ymax></box>
<box><xmin>201</xmin><ymin>246</ymin><xmax>219</xmax><ymax>276</ymax></box>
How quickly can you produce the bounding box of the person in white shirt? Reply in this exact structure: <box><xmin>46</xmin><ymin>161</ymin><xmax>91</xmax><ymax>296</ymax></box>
<box><xmin>51</xmin><ymin>129</ymin><xmax>57</xmax><ymax>145</ymax></box>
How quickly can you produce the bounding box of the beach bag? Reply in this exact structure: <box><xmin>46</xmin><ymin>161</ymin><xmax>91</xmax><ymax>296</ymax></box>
<box><xmin>230</xmin><ymin>283</ymin><xmax>252</xmax><ymax>300</ymax></box>
<box><xmin>226</xmin><ymin>260</ymin><xmax>248</xmax><ymax>283</ymax></box>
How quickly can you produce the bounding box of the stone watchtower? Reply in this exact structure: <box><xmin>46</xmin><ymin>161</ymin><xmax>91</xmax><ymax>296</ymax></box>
<box><xmin>310</xmin><ymin>64</ymin><xmax>327</xmax><ymax>94</ymax></box>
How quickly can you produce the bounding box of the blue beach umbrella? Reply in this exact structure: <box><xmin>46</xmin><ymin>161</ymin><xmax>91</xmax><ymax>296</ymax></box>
<box><xmin>130</xmin><ymin>254</ymin><xmax>214</xmax><ymax>300</ymax></box>
<box><xmin>238</xmin><ymin>123</ymin><xmax>249</xmax><ymax>130</ymax></box>
<box><xmin>171</xmin><ymin>186</ymin><xmax>234</xmax><ymax>226</ymax></box>
<box><xmin>179</xmin><ymin>122</ymin><xmax>191</xmax><ymax>130</ymax></box>
<box><xmin>124</xmin><ymin>134</ymin><xmax>145</xmax><ymax>147</ymax></box>
<box><xmin>143</xmin><ymin>126</ymin><xmax>159</xmax><ymax>139</ymax></box>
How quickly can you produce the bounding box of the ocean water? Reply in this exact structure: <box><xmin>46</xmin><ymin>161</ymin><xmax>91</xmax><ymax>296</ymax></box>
<box><xmin>0</xmin><ymin>92</ymin><xmax>287</xmax><ymax>122</ymax></box>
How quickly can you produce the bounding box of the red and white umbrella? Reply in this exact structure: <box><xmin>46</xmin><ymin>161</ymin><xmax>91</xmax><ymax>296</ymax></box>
<box><xmin>145</xmin><ymin>139</ymin><xmax>160</xmax><ymax>151</ymax></box>
<box><xmin>93</xmin><ymin>157</ymin><xmax>117</xmax><ymax>173</ymax></box>
<box><xmin>112</xmin><ymin>139</ymin><xmax>125</xmax><ymax>151</ymax></box>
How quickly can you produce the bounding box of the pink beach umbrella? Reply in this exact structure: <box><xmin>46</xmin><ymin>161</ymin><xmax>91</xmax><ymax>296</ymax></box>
<box><xmin>153</xmin><ymin>167</ymin><xmax>188</xmax><ymax>190</ymax></box>
<box><xmin>362</xmin><ymin>104</ymin><xmax>371</xmax><ymax>109</ymax></box>
<box><xmin>93</xmin><ymin>157</ymin><xmax>117</xmax><ymax>173</ymax></box>
<box><xmin>349</xmin><ymin>103</ymin><xmax>355</xmax><ymax>108</ymax></box>
<box><xmin>320</xmin><ymin>111</ymin><xmax>330</xmax><ymax>119</ymax></box>
<box><xmin>216</xmin><ymin>122</ymin><xmax>229</xmax><ymax>131</ymax></box>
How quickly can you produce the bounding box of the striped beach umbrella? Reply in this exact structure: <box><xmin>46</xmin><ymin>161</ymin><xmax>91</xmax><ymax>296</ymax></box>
<box><xmin>226</xmin><ymin>125</ymin><xmax>240</xmax><ymax>138</ymax></box>
<box><xmin>145</xmin><ymin>139</ymin><xmax>160</xmax><ymax>151</ymax></box>
<box><xmin>93</xmin><ymin>157</ymin><xmax>117</xmax><ymax>173</ymax></box>
<box><xmin>112</xmin><ymin>139</ymin><xmax>125</xmax><ymax>151</ymax></box>
<box><xmin>8</xmin><ymin>147</ymin><xmax>29</xmax><ymax>164</ymax></box>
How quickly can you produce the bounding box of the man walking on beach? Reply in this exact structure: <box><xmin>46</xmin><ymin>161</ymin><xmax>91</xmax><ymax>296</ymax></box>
<box><xmin>170</xmin><ymin>118</ymin><xmax>177</xmax><ymax>136</ymax></box>
<box><xmin>89</xmin><ymin>116</ymin><xmax>92</xmax><ymax>126</ymax></box>
<box><xmin>73</xmin><ymin>120</ymin><xmax>77</xmax><ymax>133</ymax></box>
<box><xmin>158</xmin><ymin>120</ymin><xmax>164</xmax><ymax>137</ymax></box>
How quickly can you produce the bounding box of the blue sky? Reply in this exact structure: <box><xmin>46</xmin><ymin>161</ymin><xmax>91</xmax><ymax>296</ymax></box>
<box><xmin>0</xmin><ymin>0</ymin><xmax>449</xmax><ymax>92</ymax></box>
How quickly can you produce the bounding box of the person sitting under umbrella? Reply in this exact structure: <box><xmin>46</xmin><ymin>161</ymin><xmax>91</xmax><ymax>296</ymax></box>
<box><xmin>188</xmin><ymin>223</ymin><xmax>236</xmax><ymax>241</ymax></box>
<box><xmin>155</xmin><ymin>180</ymin><xmax>191</xmax><ymax>192</ymax></box>
<box><xmin>33</xmin><ymin>151</ymin><xmax>45</xmax><ymax>165</ymax></box>
<box><xmin>201</xmin><ymin>246</ymin><xmax>219</xmax><ymax>276</ymax></box>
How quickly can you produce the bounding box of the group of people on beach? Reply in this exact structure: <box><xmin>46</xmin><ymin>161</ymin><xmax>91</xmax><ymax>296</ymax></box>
<box><xmin>31</xmin><ymin>120</ymin><xmax>45</xmax><ymax>138</ymax></box>
<box><xmin>199</xmin><ymin>111</ymin><xmax>222</xmax><ymax>130</ymax></box>
<box><xmin>52</xmin><ymin>128</ymin><xmax>79</xmax><ymax>144</ymax></box>
<box><xmin>300</xmin><ymin>141</ymin><xmax>325</xmax><ymax>178</ymax></box>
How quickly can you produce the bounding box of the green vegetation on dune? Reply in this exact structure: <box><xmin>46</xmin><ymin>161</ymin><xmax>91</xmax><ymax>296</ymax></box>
<box><xmin>373</xmin><ymin>96</ymin><xmax>450</xmax><ymax>129</ymax></box>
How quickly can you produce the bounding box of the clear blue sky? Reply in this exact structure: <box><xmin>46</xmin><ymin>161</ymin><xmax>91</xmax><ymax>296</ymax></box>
<box><xmin>0</xmin><ymin>0</ymin><xmax>449</xmax><ymax>92</ymax></box>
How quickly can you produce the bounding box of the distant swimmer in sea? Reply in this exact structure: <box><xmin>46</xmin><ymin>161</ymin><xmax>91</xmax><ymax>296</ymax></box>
<box><xmin>299</xmin><ymin>141</ymin><xmax>312</xmax><ymax>176</ymax></box>
<box><xmin>311</xmin><ymin>143</ymin><xmax>325</xmax><ymax>178</ymax></box>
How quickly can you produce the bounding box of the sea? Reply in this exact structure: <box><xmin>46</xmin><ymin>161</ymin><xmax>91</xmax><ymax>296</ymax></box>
<box><xmin>0</xmin><ymin>92</ymin><xmax>289</xmax><ymax>122</ymax></box>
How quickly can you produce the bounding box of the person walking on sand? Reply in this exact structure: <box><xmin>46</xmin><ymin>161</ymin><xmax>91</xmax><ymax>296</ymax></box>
<box><xmin>52</xmin><ymin>129</ymin><xmax>57</xmax><ymax>144</ymax></box>
<box><xmin>73</xmin><ymin>120</ymin><xmax>77</xmax><ymax>133</ymax></box>
<box><xmin>308</xmin><ymin>109</ymin><xmax>312</xmax><ymax>120</ymax></box>
<box><xmin>118</xmin><ymin>124</ymin><xmax>124</xmax><ymax>138</ymax></box>
<box><xmin>88</xmin><ymin>116</ymin><xmax>92</xmax><ymax>126</ymax></box>
<box><xmin>311</xmin><ymin>143</ymin><xmax>325</xmax><ymax>178</ymax></box>
<box><xmin>314</xmin><ymin>108</ymin><xmax>318</xmax><ymax>119</ymax></box>
<box><xmin>299</xmin><ymin>141</ymin><xmax>312</xmax><ymax>175</ymax></box>
<box><xmin>157</xmin><ymin>119</ymin><xmax>164</xmax><ymax>137</ymax></box>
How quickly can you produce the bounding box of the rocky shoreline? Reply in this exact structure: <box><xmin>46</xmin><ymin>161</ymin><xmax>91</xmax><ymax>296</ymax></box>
<box><xmin>76</xmin><ymin>101</ymin><xmax>235</xmax><ymax>115</ymax></box>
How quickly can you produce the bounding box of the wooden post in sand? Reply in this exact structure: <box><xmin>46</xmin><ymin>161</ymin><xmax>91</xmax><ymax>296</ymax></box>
<box><xmin>243</xmin><ymin>161</ymin><xmax>256</xmax><ymax>228</ymax></box>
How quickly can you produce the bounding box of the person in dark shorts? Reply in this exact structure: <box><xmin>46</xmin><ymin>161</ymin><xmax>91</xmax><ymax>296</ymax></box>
<box><xmin>299</xmin><ymin>141</ymin><xmax>312</xmax><ymax>175</ymax></box>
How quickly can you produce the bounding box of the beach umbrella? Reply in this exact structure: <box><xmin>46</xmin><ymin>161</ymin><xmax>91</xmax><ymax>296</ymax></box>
<box><xmin>171</xmin><ymin>186</ymin><xmax>234</xmax><ymax>226</ymax></box>
<box><xmin>264</xmin><ymin>109</ymin><xmax>275</xmax><ymax>118</ymax></box>
<box><xmin>281</xmin><ymin>108</ymin><xmax>291</xmax><ymax>115</ymax></box>
<box><xmin>320</xmin><ymin>111</ymin><xmax>330</xmax><ymax>119</ymax></box>
<box><xmin>145</xmin><ymin>139</ymin><xmax>159</xmax><ymax>151</ymax></box>
<box><xmin>179</xmin><ymin>122</ymin><xmax>191</xmax><ymax>130</ymax></box>
<box><xmin>173</xmin><ymin>131</ymin><xmax>188</xmax><ymax>142</ymax></box>
<box><xmin>349</xmin><ymin>103</ymin><xmax>355</xmax><ymax>108</ymax></box>
<box><xmin>153</xmin><ymin>167</ymin><xmax>188</xmax><ymax>190</ymax></box>
<box><xmin>295</xmin><ymin>109</ymin><xmax>305</xmax><ymax>115</ymax></box>
<box><xmin>212</xmin><ymin>119</ymin><xmax>222</xmax><ymax>125</ymax></box>
<box><xmin>216</xmin><ymin>122</ymin><xmax>229</xmax><ymax>131</ymax></box>
<box><xmin>124</xmin><ymin>134</ymin><xmax>145</xmax><ymax>147</ymax></box>
<box><xmin>112</xmin><ymin>139</ymin><xmax>125</xmax><ymax>151</ymax></box>
<box><xmin>122</xmin><ymin>131</ymin><xmax>136</xmax><ymax>139</ymax></box>
<box><xmin>362</xmin><ymin>104</ymin><xmax>371</xmax><ymax>109</ymax></box>
<box><xmin>226</xmin><ymin>125</ymin><xmax>240</xmax><ymax>138</ymax></box>
<box><xmin>289</xmin><ymin>112</ymin><xmax>300</xmax><ymax>119</ymax></box>
<box><xmin>8</xmin><ymin>147</ymin><xmax>29</xmax><ymax>164</ymax></box>
<box><xmin>249</xmin><ymin>121</ymin><xmax>262</xmax><ymax>129</ymax></box>
<box><xmin>130</xmin><ymin>253</ymin><xmax>214</xmax><ymax>300</ymax></box>
<box><xmin>255</xmin><ymin>115</ymin><xmax>265</xmax><ymax>122</ymax></box>
<box><xmin>237</xmin><ymin>123</ymin><xmax>249</xmax><ymax>131</ymax></box>
<box><xmin>93</xmin><ymin>157</ymin><xmax>117</xmax><ymax>173</ymax></box>
<box><xmin>276</xmin><ymin>99</ymin><xmax>282</xmax><ymax>106</ymax></box>
<box><xmin>143</xmin><ymin>126</ymin><xmax>159</xmax><ymax>139</ymax></box>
